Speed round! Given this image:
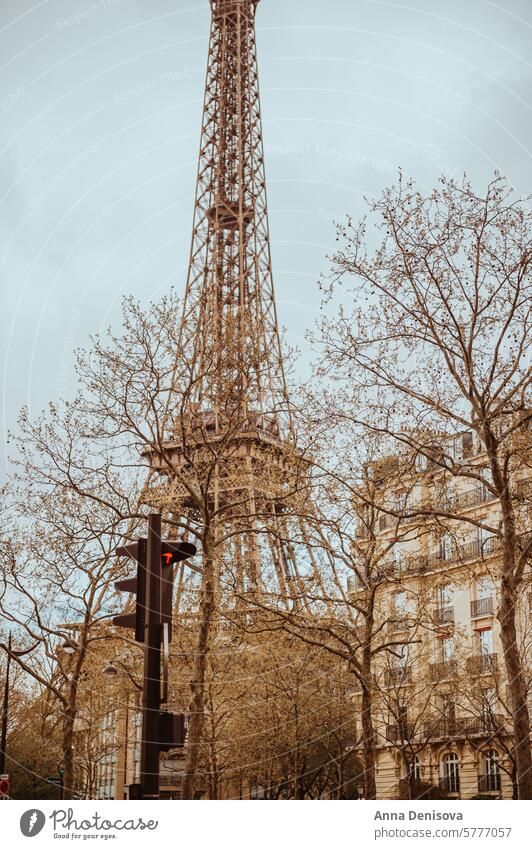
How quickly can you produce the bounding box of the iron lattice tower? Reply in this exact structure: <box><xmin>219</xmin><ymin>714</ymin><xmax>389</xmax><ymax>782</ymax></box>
<box><xmin>147</xmin><ymin>0</ymin><xmax>325</xmax><ymax>599</ymax></box>
<box><xmin>180</xmin><ymin>0</ymin><xmax>291</xmax><ymax>430</ymax></box>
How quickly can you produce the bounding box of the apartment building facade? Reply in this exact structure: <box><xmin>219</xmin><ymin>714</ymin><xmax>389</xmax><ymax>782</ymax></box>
<box><xmin>349</xmin><ymin>428</ymin><xmax>531</xmax><ymax>800</ymax></box>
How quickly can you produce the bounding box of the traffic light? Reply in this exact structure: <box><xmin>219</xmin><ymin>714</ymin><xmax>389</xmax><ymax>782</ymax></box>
<box><xmin>157</xmin><ymin>712</ymin><xmax>186</xmax><ymax>752</ymax></box>
<box><xmin>160</xmin><ymin>541</ymin><xmax>196</xmax><ymax>642</ymax></box>
<box><xmin>114</xmin><ymin>517</ymin><xmax>197</xmax><ymax>800</ymax></box>
<box><xmin>113</xmin><ymin>538</ymin><xmax>196</xmax><ymax>643</ymax></box>
<box><xmin>113</xmin><ymin>538</ymin><xmax>147</xmax><ymax>642</ymax></box>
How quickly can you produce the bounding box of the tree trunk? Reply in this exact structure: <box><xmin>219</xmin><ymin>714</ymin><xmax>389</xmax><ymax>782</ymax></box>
<box><xmin>486</xmin><ymin>433</ymin><xmax>532</xmax><ymax>799</ymax></box>
<box><xmin>498</xmin><ymin>585</ymin><xmax>532</xmax><ymax>799</ymax></box>
<box><xmin>180</xmin><ymin>536</ymin><xmax>216</xmax><ymax>800</ymax></box>
<box><xmin>360</xmin><ymin>682</ymin><xmax>376</xmax><ymax>799</ymax></box>
<box><xmin>61</xmin><ymin>708</ymin><xmax>76</xmax><ymax>800</ymax></box>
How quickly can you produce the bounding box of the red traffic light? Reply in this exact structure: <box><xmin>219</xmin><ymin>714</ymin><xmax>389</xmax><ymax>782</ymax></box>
<box><xmin>160</xmin><ymin>541</ymin><xmax>197</xmax><ymax>566</ymax></box>
<box><xmin>0</xmin><ymin>776</ymin><xmax>9</xmax><ymax>797</ymax></box>
<box><xmin>113</xmin><ymin>538</ymin><xmax>196</xmax><ymax>643</ymax></box>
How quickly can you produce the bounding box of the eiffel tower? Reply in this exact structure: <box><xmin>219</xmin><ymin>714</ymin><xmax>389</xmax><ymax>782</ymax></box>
<box><xmin>145</xmin><ymin>0</ymin><xmax>323</xmax><ymax>601</ymax></box>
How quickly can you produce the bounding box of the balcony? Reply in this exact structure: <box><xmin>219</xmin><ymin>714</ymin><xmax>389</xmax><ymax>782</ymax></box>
<box><xmin>388</xmin><ymin>617</ymin><xmax>410</xmax><ymax>633</ymax></box>
<box><xmin>478</xmin><ymin>773</ymin><xmax>501</xmax><ymax>793</ymax></box>
<box><xmin>429</xmin><ymin>660</ymin><xmax>457</xmax><ymax>681</ymax></box>
<box><xmin>355</xmin><ymin>534</ymin><xmax>504</xmax><ymax>587</ymax></box>
<box><xmin>424</xmin><ymin>716</ymin><xmax>459</xmax><ymax>739</ymax></box>
<box><xmin>392</xmin><ymin>537</ymin><xmax>502</xmax><ymax>579</ymax></box>
<box><xmin>457</xmin><ymin>536</ymin><xmax>500</xmax><ymax>563</ymax></box>
<box><xmin>466</xmin><ymin>653</ymin><xmax>498</xmax><ymax>676</ymax></box>
<box><xmin>424</xmin><ymin>713</ymin><xmax>504</xmax><ymax>739</ymax></box>
<box><xmin>471</xmin><ymin>596</ymin><xmax>494</xmax><ymax>618</ymax></box>
<box><xmin>433</xmin><ymin>605</ymin><xmax>454</xmax><ymax>625</ymax></box>
<box><xmin>379</xmin><ymin>514</ymin><xmax>393</xmax><ymax>532</ymax></box>
<box><xmin>467</xmin><ymin>714</ymin><xmax>505</xmax><ymax>735</ymax></box>
<box><xmin>385</xmin><ymin>722</ymin><xmax>415</xmax><ymax>742</ymax></box>
<box><xmin>451</xmin><ymin>486</ymin><xmax>494</xmax><ymax>511</ymax></box>
<box><xmin>516</xmin><ymin>478</ymin><xmax>532</xmax><ymax>498</ymax></box>
<box><xmin>397</xmin><ymin>485</ymin><xmax>495</xmax><ymax>529</ymax></box>
<box><xmin>384</xmin><ymin>665</ymin><xmax>412</xmax><ymax>687</ymax></box>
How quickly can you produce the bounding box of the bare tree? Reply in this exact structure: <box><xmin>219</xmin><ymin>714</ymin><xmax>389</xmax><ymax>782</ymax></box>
<box><xmin>314</xmin><ymin>174</ymin><xmax>532</xmax><ymax>796</ymax></box>
<box><xmin>6</xmin><ymin>293</ymin><xmax>310</xmax><ymax>799</ymax></box>
<box><xmin>237</xmin><ymin>432</ymin><xmax>430</xmax><ymax>799</ymax></box>
<box><xmin>0</xmin><ymin>487</ymin><xmax>132</xmax><ymax>798</ymax></box>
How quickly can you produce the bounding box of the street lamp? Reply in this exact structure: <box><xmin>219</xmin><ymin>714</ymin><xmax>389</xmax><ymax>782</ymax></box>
<box><xmin>61</xmin><ymin>640</ymin><xmax>79</xmax><ymax>656</ymax></box>
<box><xmin>102</xmin><ymin>660</ymin><xmax>141</xmax><ymax>691</ymax></box>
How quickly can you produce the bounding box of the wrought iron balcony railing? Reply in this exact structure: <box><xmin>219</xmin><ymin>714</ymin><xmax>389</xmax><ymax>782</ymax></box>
<box><xmin>424</xmin><ymin>716</ymin><xmax>459</xmax><ymax>738</ymax></box>
<box><xmin>467</xmin><ymin>653</ymin><xmax>498</xmax><ymax>675</ymax></box>
<box><xmin>429</xmin><ymin>660</ymin><xmax>457</xmax><ymax>681</ymax></box>
<box><xmin>384</xmin><ymin>665</ymin><xmax>413</xmax><ymax>687</ymax></box>
<box><xmin>385</xmin><ymin>722</ymin><xmax>415</xmax><ymax>742</ymax></box>
<box><xmin>424</xmin><ymin>713</ymin><xmax>504</xmax><ymax>739</ymax></box>
<box><xmin>350</xmin><ymin>532</ymin><xmax>507</xmax><ymax>587</ymax></box>
<box><xmin>467</xmin><ymin>714</ymin><xmax>505</xmax><ymax>735</ymax></box>
<box><xmin>433</xmin><ymin>605</ymin><xmax>454</xmax><ymax>624</ymax></box>
<box><xmin>388</xmin><ymin>617</ymin><xmax>411</xmax><ymax>633</ymax></box>
<box><xmin>471</xmin><ymin>596</ymin><xmax>494</xmax><ymax>618</ymax></box>
<box><xmin>379</xmin><ymin>537</ymin><xmax>502</xmax><ymax>580</ymax></box>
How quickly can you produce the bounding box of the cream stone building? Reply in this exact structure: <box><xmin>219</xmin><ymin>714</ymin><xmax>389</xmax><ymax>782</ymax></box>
<box><xmin>349</xmin><ymin>428</ymin><xmax>531</xmax><ymax>800</ymax></box>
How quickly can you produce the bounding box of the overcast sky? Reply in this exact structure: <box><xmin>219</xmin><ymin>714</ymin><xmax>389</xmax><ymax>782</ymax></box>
<box><xmin>1</xmin><ymin>0</ymin><xmax>531</xmax><ymax>476</ymax></box>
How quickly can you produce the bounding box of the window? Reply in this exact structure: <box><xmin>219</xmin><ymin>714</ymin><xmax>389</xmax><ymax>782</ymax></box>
<box><xmin>392</xmin><ymin>543</ymin><xmax>403</xmax><ymax>577</ymax></box>
<box><xmin>453</xmin><ymin>432</ymin><xmax>473</xmax><ymax>461</ymax></box>
<box><xmin>394</xmin><ymin>492</ymin><xmax>408</xmax><ymax>511</ymax></box>
<box><xmin>477</xmin><ymin>527</ymin><xmax>496</xmax><ymax>555</ymax></box>
<box><xmin>394</xmin><ymin>591</ymin><xmax>407</xmax><ymax>615</ymax></box>
<box><xmin>484</xmin><ymin>750</ymin><xmax>499</xmax><ymax>775</ymax></box>
<box><xmin>346</xmin><ymin>575</ymin><xmax>357</xmax><ymax>593</ymax></box>
<box><xmin>481</xmin><ymin>687</ymin><xmax>497</xmax><ymax>722</ymax></box>
<box><xmin>250</xmin><ymin>782</ymin><xmax>266</xmax><ymax>800</ymax></box>
<box><xmin>396</xmin><ymin>643</ymin><xmax>409</xmax><ymax>669</ymax></box>
<box><xmin>439</xmin><ymin>534</ymin><xmax>453</xmax><ymax>561</ymax></box>
<box><xmin>480</xmin><ymin>750</ymin><xmax>501</xmax><ymax>792</ymax></box>
<box><xmin>440</xmin><ymin>752</ymin><xmax>460</xmax><ymax>794</ymax></box>
<box><xmin>439</xmin><ymin>636</ymin><xmax>454</xmax><ymax>664</ymax></box>
<box><xmin>471</xmin><ymin>577</ymin><xmax>495</xmax><ymax>618</ymax></box>
<box><xmin>436</xmin><ymin>583</ymin><xmax>452</xmax><ymax>607</ymax></box>
<box><xmin>478</xmin><ymin>627</ymin><xmax>493</xmax><ymax>656</ymax></box>
<box><xmin>394</xmin><ymin>701</ymin><xmax>410</xmax><ymax>739</ymax></box>
<box><xmin>476</xmin><ymin>576</ymin><xmax>494</xmax><ymax>600</ymax></box>
<box><xmin>406</xmin><ymin>756</ymin><xmax>421</xmax><ymax>782</ymax></box>
<box><xmin>439</xmin><ymin>693</ymin><xmax>455</xmax><ymax>724</ymax></box>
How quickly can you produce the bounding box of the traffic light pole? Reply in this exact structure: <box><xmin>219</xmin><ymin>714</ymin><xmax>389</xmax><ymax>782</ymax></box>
<box><xmin>140</xmin><ymin>513</ymin><xmax>162</xmax><ymax>799</ymax></box>
<box><xmin>114</xmin><ymin>514</ymin><xmax>196</xmax><ymax>800</ymax></box>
